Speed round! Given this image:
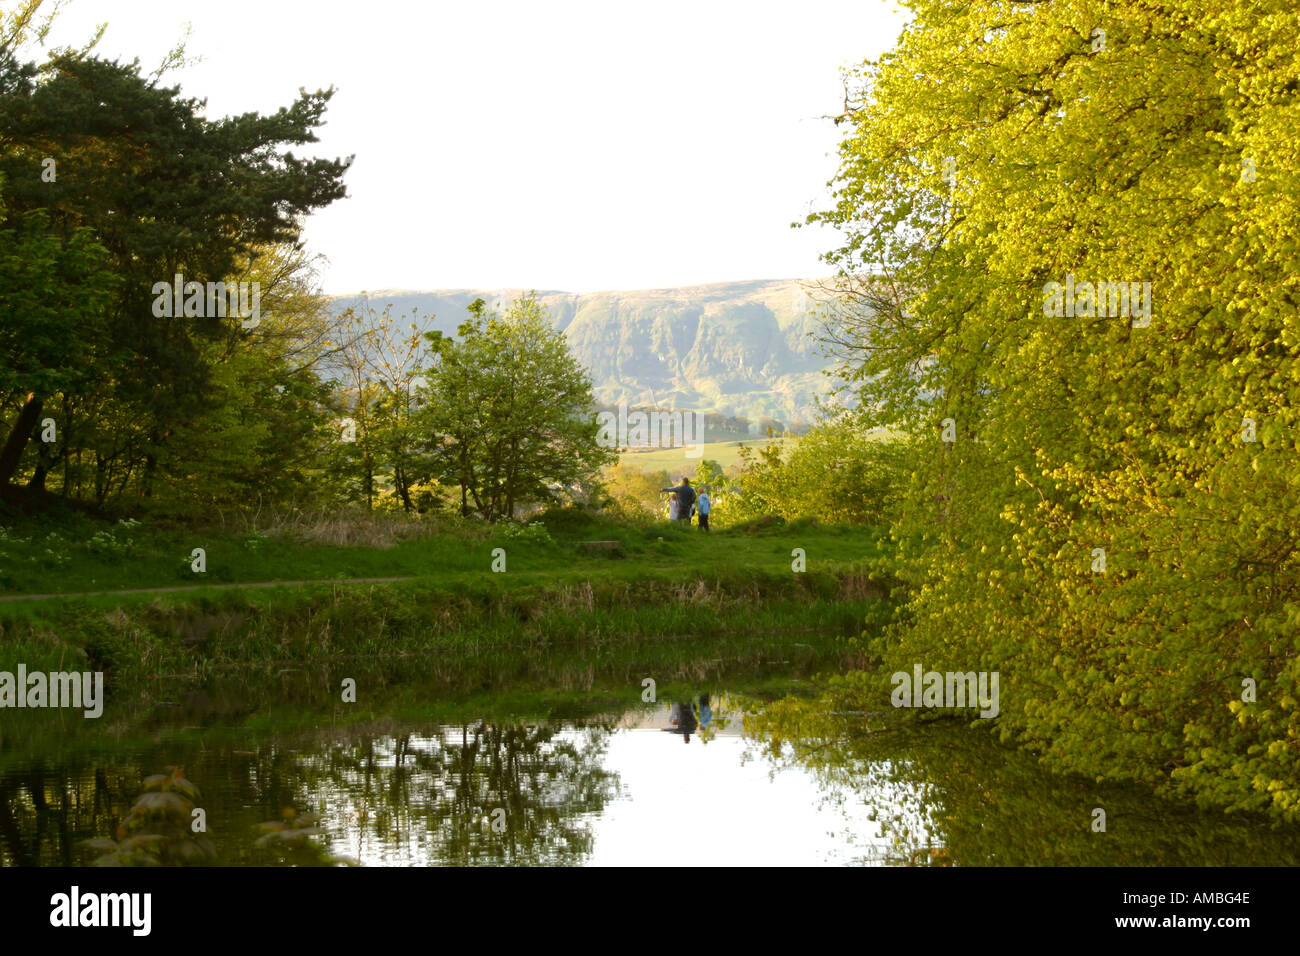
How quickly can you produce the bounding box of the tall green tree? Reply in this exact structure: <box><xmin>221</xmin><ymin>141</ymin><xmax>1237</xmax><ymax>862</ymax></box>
<box><xmin>136</xmin><ymin>244</ymin><xmax>340</xmax><ymax>511</ymax></box>
<box><xmin>0</xmin><ymin>43</ymin><xmax>350</xmax><ymax>496</ymax></box>
<box><xmin>422</xmin><ymin>294</ymin><xmax>614</xmax><ymax>520</ymax></box>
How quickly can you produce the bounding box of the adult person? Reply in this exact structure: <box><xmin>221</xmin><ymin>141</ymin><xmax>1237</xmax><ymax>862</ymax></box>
<box><xmin>695</xmin><ymin>487</ymin><xmax>712</xmax><ymax>531</ymax></box>
<box><xmin>664</xmin><ymin>699</ymin><xmax>698</xmax><ymax>744</ymax></box>
<box><xmin>661</xmin><ymin>477</ymin><xmax>695</xmax><ymax>525</ymax></box>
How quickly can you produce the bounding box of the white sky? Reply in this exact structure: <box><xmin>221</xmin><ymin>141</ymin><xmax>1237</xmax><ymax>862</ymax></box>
<box><xmin>39</xmin><ymin>0</ymin><xmax>906</xmax><ymax>294</ymax></box>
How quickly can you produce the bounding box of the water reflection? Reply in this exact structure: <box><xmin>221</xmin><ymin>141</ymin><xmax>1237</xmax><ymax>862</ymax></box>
<box><xmin>664</xmin><ymin>701</ymin><xmax>697</xmax><ymax>742</ymax></box>
<box><xmin>316</xmin><ymin>723</ymin><xmax>621</xmax><ymax>865</ymax></box>
<box><xmin>3</xmin><ymin>688</ymin><xmax>1300</xmax><ymax>866</ymax></box>
<box><xmin>743</xmin><ymin>702</ymin><xmax>1300</xmax><ymax>866</ymax></box>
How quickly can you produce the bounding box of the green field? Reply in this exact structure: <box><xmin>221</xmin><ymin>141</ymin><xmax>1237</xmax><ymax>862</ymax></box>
<box><xmin>617</xmin><ymin>438</ymin><xmax>788</xmax><ymax>473</ymax></box>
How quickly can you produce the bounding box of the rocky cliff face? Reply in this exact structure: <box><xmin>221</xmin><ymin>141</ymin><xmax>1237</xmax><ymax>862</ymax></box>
<box><xmin>330</xmin><ymin>278</ymin><xmax>844</xmax><ymax>424</ymax></box>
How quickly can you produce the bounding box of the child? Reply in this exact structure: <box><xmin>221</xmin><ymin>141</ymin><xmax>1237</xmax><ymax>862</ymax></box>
<box><xmin>695</xmin><ymin>488</ymin><xmax>712</xmax><ymax>531</ymax></box>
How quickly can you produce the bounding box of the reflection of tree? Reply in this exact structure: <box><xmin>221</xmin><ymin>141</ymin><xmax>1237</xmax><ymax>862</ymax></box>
<box><xmin>443</xmin><ymin>722</ymin><xmax>619</xmax><ymax>864</ymax></box>
<box><xmin>307</xmin><ymin>722</ymin><xmax>621</xmax><ymax>865</ymax></box>
<box><xmin>744</xmin><ymin>696</ymin><xmax>1300</xmax><ymax>866</ymax></box>
<box><xmin>0</xmin><ymin>767</ymin><xmax>129</xmax><ymax>867</ymax></box>
<box><xmin>8</xmin><ymin>695</ymin><xmax>1300</xmax><ymax>867</ymax></box>
<box><xmin>739</xmin><ymin>696</ymin><xmax>938</xmax><ymax>865</ymax></box>
<box><xmin>0</xmin><ymin>720</ymin><xmax>621</xmax><ymax>866</ymax></box>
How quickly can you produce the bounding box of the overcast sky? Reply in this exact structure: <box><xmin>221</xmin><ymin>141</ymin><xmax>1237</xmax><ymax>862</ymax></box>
<box><xmin>42</xmin><ymin>1</ymin><xmax>906</xmax><ymax>294</ymax></box>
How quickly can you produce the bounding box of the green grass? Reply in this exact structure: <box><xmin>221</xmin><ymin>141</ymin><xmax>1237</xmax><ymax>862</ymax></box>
<box><xmin>0</xmin><ymin>567</ymin><xmax>886</xmax><ymax>662</ymax></box>
<box><xmin>0</xmin><ymin>507</ymin><xmax>885</xmax><ymax>598</ymax></box>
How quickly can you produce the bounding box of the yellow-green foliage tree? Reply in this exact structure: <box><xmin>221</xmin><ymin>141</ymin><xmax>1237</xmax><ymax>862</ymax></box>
<box><xmin>601</xmin><ymin>461</ymin><xmax>673</xmax><ymax>523</ymax></box>
<box><xmin>817</xmin><ymin>0</ymin><xmax>1300</xmax><ymax>817</ymax></box>
<box><xmin>726</xmin><ymin>420</ymin><xmax>907</xmax><ymax>526</ymax></box>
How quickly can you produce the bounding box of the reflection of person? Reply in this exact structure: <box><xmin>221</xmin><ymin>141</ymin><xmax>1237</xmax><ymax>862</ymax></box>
<box><xmin>696</xmin><ymin>693</ymin><xmax>712</xmax><ymax>728</ymax></box>
<box><xmin>664</xmin><ymin>699</ymin><xmax>698</xmax><ymax>743</ymax></box>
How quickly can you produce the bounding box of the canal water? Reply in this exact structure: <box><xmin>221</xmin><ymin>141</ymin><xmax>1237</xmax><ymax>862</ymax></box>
<box><xmin>3</xmin><ymin>664</ymin><xmax>1298</xmax><ymax>866</ymax></box>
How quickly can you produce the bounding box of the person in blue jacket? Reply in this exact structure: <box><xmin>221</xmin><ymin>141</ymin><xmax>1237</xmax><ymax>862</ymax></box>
<box><xmin>695</xmin><ymin>487</ymin><xmax>712</xmax><ymax>531</ymax></box>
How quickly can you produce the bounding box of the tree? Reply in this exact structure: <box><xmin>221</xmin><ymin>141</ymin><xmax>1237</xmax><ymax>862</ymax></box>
<box><xmin>815</xmin><ymin>0</ymin><xmax>1300</xmax><ymax>817</ymax></box>
<box><xmin>136</xmin><ymin>245</ymin><xmax>340</xmax><ymax>512</ymax></box>
<box><xmin>0</xmin><ymin>202</ymin><xmax>117</xmax><ymax>493</ymax></box>
<box><xmin>601</xmin><ymin>461</ymin><xmax>672</xmax><ymax>523</ymax></box>
<box><xmin>422</xmin><ymin>294</ymin><xmax>614</xmax><ymax>520</ymax></box>
<box><xmin>0</xmin><ymin>43</ymin><xmax>351</xmax><ymax>496</ymax></box>
<box><xmin>1</xmin><ymin>0</ymin><xmax>105</xmax><ymax>61</ymax></box>
<box><xmin>322</xmin><ymin>302</ymin><xmax>435</xmax><ymax>512</ymax></box>
<box><xmin>692</xmin><ymin>457</ymin><xmax>725</xmax><ymax>491</ymax></box>
<box><xmin>727</xmin><ymin>421</ymin><xmax>906</xmax><ymax>526</ymax></box>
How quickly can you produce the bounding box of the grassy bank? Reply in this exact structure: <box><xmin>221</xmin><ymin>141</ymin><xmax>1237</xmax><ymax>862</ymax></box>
<box><xmin>0</xmin><ymin>508</ymin><xmax>893</xmax><ymax>739</ymax></box>
<box><xmin>0</xmin><ymin>565</ymin><xmax>886</xmax><ymax>675</ymax></box>
<box><xmin>0</xmin><ymin>505</ymin><xmax>883</xmax><ymax>596</ymax></box>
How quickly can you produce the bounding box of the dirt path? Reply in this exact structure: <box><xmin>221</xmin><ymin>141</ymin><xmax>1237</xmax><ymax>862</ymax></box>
<box><xmin>0</xmin><ymin>576</ymin><xmax>420</xmax><ymax>603</ymax></box>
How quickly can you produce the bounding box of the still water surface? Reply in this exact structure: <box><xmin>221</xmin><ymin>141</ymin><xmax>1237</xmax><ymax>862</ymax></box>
<box><xmin>3</xmin><ymin>680</ymin><xmax>1299</xmax><ymax>866</ymax></box>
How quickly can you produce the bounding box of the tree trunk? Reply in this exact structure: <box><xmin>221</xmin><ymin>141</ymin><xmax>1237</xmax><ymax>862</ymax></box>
<box><xmin>141</xmin><ymin>450</ymin><xmax>157</xmax><ymax>498</ymax></box>
<box><xmin>0</xmin><ymin>392</ymin><xmax>43</xmax><ymax>486</ymax></box>
<box><xmin>0</xmin><ymin>780</ymin><xmax>36</xmax><ymax>867</ymax></box>
<box><xmin>28</xmin><ymin>459</ymin><xmax>49</xmax><ymax>493</ymax></box>
<box><xmin>95</xmin><ymin>453</ymin><xmax>109</xmax><ymax>505</ymax></box>
<box><xmin>395</xmin><ymin>463</ymin><xmax>414</xmax><ymax>513</ymax></box>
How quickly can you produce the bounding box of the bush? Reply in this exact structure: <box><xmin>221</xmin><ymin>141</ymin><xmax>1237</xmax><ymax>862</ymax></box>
<box><xmin>533</xmin><ymin>505</ymin><xmax>602</xmax><ymax>536</ymax></box>
<box><xmin>724</xmin><ymin>420</ymin><xmax>908</xmax><ymax>527</ymax></box>
<box><xmin>490</xmin><ymin>520</ymin><xmax>554</xmax><ymax>546</ymax></box>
